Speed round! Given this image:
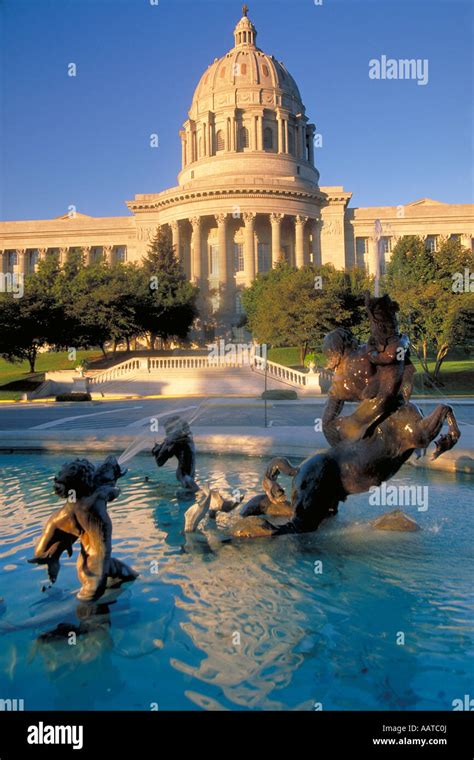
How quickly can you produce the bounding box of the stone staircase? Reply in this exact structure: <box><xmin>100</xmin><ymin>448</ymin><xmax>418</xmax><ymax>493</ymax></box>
<box><xmin>41</xmin><ymin>354</ymin><xmax>331</xmax><ymax>398</ymax></box>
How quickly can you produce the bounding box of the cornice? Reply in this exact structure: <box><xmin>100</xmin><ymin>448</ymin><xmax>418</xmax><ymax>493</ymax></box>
<box><xmin>127</xmin><ymin>185</ymin><xmax>326</xmax><ymax>213</ymax></box>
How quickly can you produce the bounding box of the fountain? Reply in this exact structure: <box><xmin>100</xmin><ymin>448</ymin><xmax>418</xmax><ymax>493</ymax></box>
<box><xmin>187</xmin><ymin>292</ymin><xmax>461</xmax><ymax>538</ymax></box>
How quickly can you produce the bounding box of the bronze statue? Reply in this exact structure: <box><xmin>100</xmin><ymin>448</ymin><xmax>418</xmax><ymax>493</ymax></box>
<box><xmin>282</xmin><ymin>399</ymin><xmax>460</xmax><ymax>535</ymax></box>
<box><xmin>29</xmin><ymin>456</ymin><xmax>138</xmax><ymax>602</ymax></box>
<box><xmin>322</xmin><ymin>293</ymin><xmax>415</xmax><ymax>446</ymax></box>
<box><xmin>151</xmin><ymin>415</ymin><xmax>199</xmax><ymax>497</ymax></box>
<box><xmin>239</xmin><ymin>457</ymin><xmax>299</xmax><ymax>518</ymax></box>
<box><xmin>226</xmin><ymin>293</ymin><xmax>460</xmax><ymax>539</ymax></box>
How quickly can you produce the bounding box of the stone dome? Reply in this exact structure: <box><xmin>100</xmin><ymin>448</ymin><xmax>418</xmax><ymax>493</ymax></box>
<box><xmin>191</xmin><ymin>16</ymin><xmax>305</xmax><ymax>118</ymax></box>
<box><xmin>178</xmin><ymin>6</ymin><xmax>319</xmax><ymax>188</ymax></box>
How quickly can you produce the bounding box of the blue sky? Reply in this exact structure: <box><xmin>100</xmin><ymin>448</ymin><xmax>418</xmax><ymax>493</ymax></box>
<box><xmin>1</xmin><ymin>0</ymin><xmax>472</xmax><ymax>221</ymax></box>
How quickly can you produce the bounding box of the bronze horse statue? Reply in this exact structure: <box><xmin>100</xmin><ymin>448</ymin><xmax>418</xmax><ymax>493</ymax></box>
<box><xmin>230</xmin><ymin>293</ymin><xmax>460</xmax><ymax>538</ymax></box>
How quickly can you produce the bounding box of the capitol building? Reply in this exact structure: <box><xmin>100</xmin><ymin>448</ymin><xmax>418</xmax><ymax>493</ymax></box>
<box><xmin>1</xmin><ymin>7</ymin><xmax>472</xmax><ymax>328</ymax></box>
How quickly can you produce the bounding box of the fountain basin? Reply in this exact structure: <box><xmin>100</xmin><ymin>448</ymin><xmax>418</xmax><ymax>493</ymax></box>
<box><xmin>0</xmin><ymin>451</ymin><xmax>472</xmax><ymax>711</ymax></box>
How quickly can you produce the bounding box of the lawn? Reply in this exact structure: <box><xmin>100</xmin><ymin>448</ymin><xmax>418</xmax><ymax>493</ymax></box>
<box><xmin>0</xmin><ymin>348</ymin><xmax>471</xmax><ymax>401</ymax></box>
<box><xmin>268</xmin><ymin>347</ymin><xmax>474</xmax><ymax>396</ymax></box>
<box><xmin>0</xmin><ymin>350</ymin><xmax>102</xmax><ymax>400</ymax></box>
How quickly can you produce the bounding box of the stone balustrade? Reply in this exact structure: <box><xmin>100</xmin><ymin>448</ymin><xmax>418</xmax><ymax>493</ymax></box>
<box><xmin>85</xmin><ymin>353</ymin><xmax>331</xmax><ymax>392</ymax></box>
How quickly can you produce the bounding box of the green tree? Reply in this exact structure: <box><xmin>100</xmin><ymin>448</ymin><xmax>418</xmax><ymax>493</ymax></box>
<box><xmin>137</xmin><ymin>227</ymin><xmax>199</xmax><ymax>349</ymax></box>
<box><xmin>385</xmin><ymin>235</ymin><xmax>473</xmax><ymax>382</ymax></box>
<box><xmin>0</xmin><ymin>269</ymin><xmax>65</xmax><ymax>373</ymax></box>
<box><xmin>242</xmin><ymin>263</ymin><xmax>368</xmax><ymax>364</ymax></box>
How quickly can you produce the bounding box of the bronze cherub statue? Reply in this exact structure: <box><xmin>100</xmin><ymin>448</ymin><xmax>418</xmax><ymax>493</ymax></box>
<box><xmin>29</xmin><ymin>456</ymin><xmax>138</xmax><ymax>602</ymax></box>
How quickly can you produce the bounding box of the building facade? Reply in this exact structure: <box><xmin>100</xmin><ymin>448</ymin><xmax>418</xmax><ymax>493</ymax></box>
<box><xmin>1</xmin><ymin>8</ymin><xmax>473</xmax><ymax>326</ymax></box>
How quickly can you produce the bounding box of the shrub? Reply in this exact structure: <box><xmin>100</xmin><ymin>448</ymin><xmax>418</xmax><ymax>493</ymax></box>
<box><xmin>261</xmin><ymin>389</ymin><xmax>298</xmax><ymax>400</ymax></box>
<box><xmin>55</xmin><ymin>393</ymin><xmax>92</xmax><ymax>402</ymax></box>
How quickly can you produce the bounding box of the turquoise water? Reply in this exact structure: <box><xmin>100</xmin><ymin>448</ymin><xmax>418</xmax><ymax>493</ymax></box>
<box><xmin>0</xmin><ymin>452</ymin><xmax>472</xmax><ymax>711</ymax></box>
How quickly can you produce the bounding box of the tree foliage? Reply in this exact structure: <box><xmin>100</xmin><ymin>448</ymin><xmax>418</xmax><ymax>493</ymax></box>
<box><xmin>0</xmin><ymin>231</ymin><xmax>199</xmax><ymax>372</ymax></box>
<box><xmin>385</xmin><ymin>235</ymin><xmax>473</xmax><ymax>381</ymax></box>
<box><xmin>242</xmin><ymin>263</ymin><xmax>371</xmax><ymax>363</ymax></box>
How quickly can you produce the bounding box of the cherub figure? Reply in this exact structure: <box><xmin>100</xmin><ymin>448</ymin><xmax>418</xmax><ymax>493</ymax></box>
<box><xmin>29</xmin><ymin>456</ymin><xmax>138</xmax><ymax>602</ymax></box>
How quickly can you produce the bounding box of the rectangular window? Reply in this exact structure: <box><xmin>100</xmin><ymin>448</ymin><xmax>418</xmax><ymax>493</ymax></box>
<box><xmin>233</xmin><ymin>242</ymin><xmax>244</xmax><ymax>272</ymax></box>
<box><xmin>115</xmin><ymin>246</ymin><xmax>127</xmax><ymax>263</ymax></box>
<box><xmin>258</xmin><ymin>242</ymin><xmax>270</xmax><ymax>272</ymax></box>
<box><xmin>425</xmin><ymin>235</ymin><xmax>438</xmax><ymax>253</ymax></box>
<box><xmin>380</xmin><ymin>236</ymin><xmax>392</xmax><ymax>255</ymax></box>
<box><xmin>209</xmin><ymin>244</ymin><xmax>219</xmax><ymax>275</ymax></box>
<box><xmin>355</xmin><ymin>237</ymin><xmax>368</xmax><ymax>268</ymax></box>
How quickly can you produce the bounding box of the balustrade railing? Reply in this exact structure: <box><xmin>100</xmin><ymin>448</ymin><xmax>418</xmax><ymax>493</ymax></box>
<box><xmin>87</xmin><ymin>353</ymin><xmax>332</xmax><ymax>390</ymax></box>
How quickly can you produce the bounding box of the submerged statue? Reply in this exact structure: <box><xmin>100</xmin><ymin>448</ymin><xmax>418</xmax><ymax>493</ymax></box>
<box><xmin>29</xmin><ymin>456</ymin><xmax>138</xmax><ymax>602</ymax></box>
<box><xmin>151</xmin><ymin>416</ymin><xmax>199</xmax><ymax>497</ymax></box>
<box><xmin>218</xmin><ymin>292</ymin><xmax>461</xmax><ymax>539</ymax></box>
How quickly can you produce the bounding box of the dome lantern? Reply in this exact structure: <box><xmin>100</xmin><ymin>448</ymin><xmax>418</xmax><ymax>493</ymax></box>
<box><xmin>233</xmin><ymin>5</ymin><xmax>257</xmax><ymax>48</ymax></box>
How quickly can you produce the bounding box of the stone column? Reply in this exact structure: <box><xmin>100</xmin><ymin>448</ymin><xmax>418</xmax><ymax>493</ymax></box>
<box><xmin>171</xmin><ymin>221</ymin><xmax>181</xmax><ymax>260</ymax></box>
<box><xmin>190</xmin><ymin>216</ymin><xmax>202</xmax><ymax>285</ymax></box>
<box><xmin>58</xmin><ymin>247</ymin><xmax>68</xmax><ymax>267</ymax></box>
<box><xmin>284</xmin><ymin>119</ymin><xmax>289</xmax><ymax>154</ymax></box>
<box><xmin>367</xmin><ymin>236</ymin><xmax>379</xmax><ymax>278</ymax></box>
<box><xmin>295</xmin><ymin>216</ymin><xmax>308</xmax><ymax>268</ymax></box>
<box><xmin>0</xmin><ymin>250</ymin><xmax>5</xmax><ymax>274</ymax></box>
<box><xmin>243</xmin><ymin>212</ymin><xmax>256</xmax><ymax>286</ymax></box>
<box><xmin>103</xmin><ymin>245</ymin><xmax>113</xmax><ymax>265</ymax></box>
<box><xmin>270</xmin><ymin>213</ymin><xmax>284</xmax><ymax>267</ymax></box>
<box><xmin>180</xmin><ymin>130</ymin><xmax>186</xmax><ymax>167</ymax></box>
<box><xmin>300</xmin><ymin>123</ymin><xmax>306</xmax><ymax>159</ymax></box>
<box><xmin>307</xmin><ymin>126</ymin><xmax>315</xmax><ymax>165</ymax></box>
<box><xmin>277</xmin><ymin>112</ymin><xmax>284</xmax><ymax>154</ymax></box>
<box><xmin>81</xmin><ymin>246</ymin><xmax>92</xmax><ymax>266</ymax></box>
<box><xmin>38</xmin><ymin>247</ymin><xmax>48</xmax><ymax>263</ymax></box>
<box><xmin>216</xmin><ymin>214</ymin><xmax>228</xmax><ymax>288</ymax></box>
<box><xmin>16</xmin><ymin>249</ymin><xmax>27</xmax><ymax>275</ymax></box>
<box><xmin>310</xmin><ymin>219</ymin><xmax>321</xmax><ymax>266</ymax></box>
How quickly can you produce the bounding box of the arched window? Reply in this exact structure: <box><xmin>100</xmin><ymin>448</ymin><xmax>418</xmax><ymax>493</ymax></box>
<box><xmin>239</xmin><ymin>126</ymin><xmax>249</xmax><ymax>150</ymax></box>
<box><xmin>216</xmin><ymin>130</ymin><xmax>225</xmax><ymax>152</ymax></box>
<box><xmin>262</xmin><ymin>64</ymin><xmax>269</xmax><ymax>77</ymax></box>
<box><xmin>264</xmin><ymin>127</ymin><xmax>274</xmax><ymax>150</ymax></box>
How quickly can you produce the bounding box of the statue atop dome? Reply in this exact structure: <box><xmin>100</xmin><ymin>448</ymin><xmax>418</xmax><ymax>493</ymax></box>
<box><xmin>242</xmin><ymin>3</ymin><xmax>249</xmax><ymax>16</ymax></box>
